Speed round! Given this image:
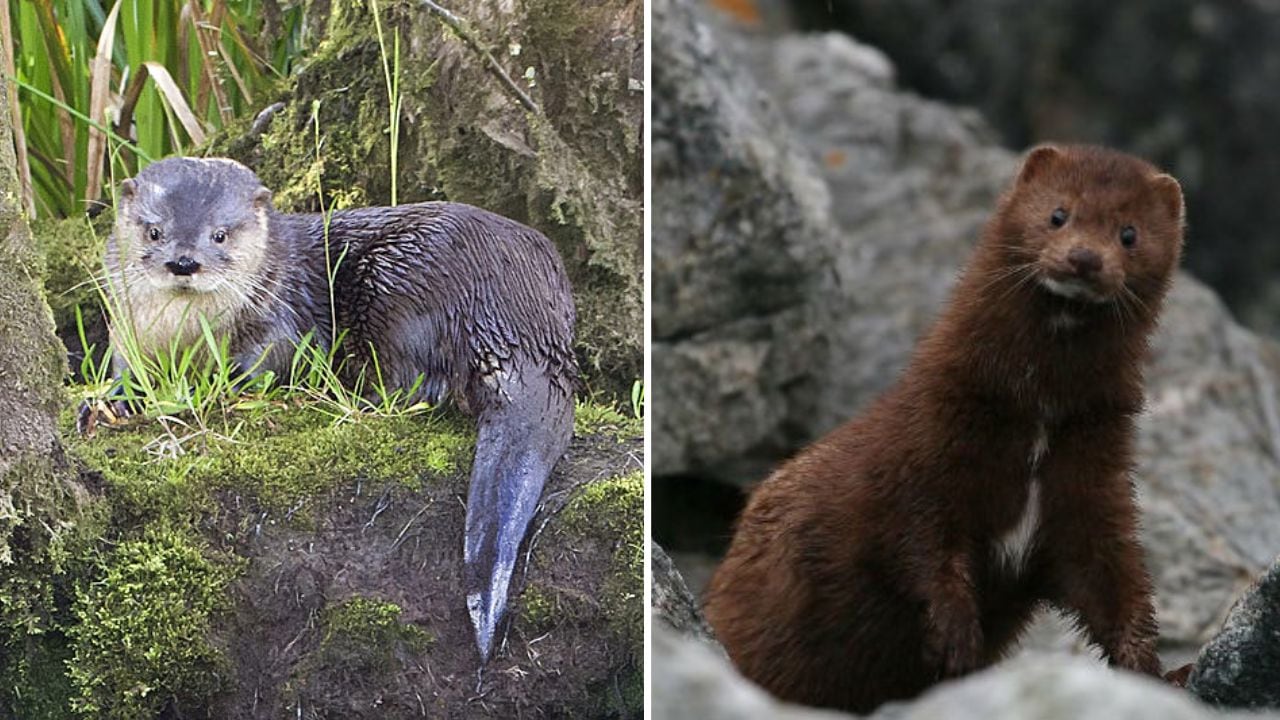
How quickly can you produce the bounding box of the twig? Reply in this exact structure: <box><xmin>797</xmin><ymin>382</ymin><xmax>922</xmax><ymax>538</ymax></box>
<box><xmin>418</xmin><ymin>0</ymin><xmax>539</xmax><ymax>113</ymax></box>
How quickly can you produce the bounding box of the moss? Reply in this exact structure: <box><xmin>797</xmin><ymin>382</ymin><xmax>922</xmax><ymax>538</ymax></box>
<box><xmin>517</xmin><ymin>583</ymin><xmax>558</xmax><ymax>634</ymax></box>
<box><xmin>316</xmin><ymin>596</ymin><xmax>432</xmax><ymax>674</ymax></box>
<box><xmin>0</xmin><ymin>451</ymin><xmax>108</xmax><ymax>718</ymax></box>
<box><xmin>573</xmin><ymin>397</ymin><xmax>642</xmax><ymax>440</ymax></box>
<box><xmin>559</xmin><ymin>470</ymin><xmax>643</xmax><ymax>657</ymax></box>
<box><xmin>67</xmin><ymin>527</ymin><xmax>241</xmax><ymax>719</ymax></box>
<box><xmin>65</xmin><ymin>408</ymin><xmax>474</xmax><ymax>525</ymax></box>
<box><xmin>199</xmin><ymin>0</ymin><xmax>642</xmax><ymax>400</ymax></box>
<box><xmin>29</xmin><ymin>215</ymin><xmax>109</xmax><ymax>334</ymax></box>
<box><xmin>284</xmin><ymin>595</ymin><xmax>433</xmax><ymax>711</ymax></box>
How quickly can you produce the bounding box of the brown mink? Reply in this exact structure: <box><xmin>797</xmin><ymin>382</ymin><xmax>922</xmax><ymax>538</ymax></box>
<box><xmin>703</xmin><ymin>145</ymin><xmax>1185</xmax><ymax>713</ymax></box>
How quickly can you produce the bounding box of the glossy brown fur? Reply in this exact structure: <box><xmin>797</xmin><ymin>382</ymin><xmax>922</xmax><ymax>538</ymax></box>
<box><xmin>704</xmin><ymin>146</ymin><xmax>1185</xmax><ymax>713</ymax></box>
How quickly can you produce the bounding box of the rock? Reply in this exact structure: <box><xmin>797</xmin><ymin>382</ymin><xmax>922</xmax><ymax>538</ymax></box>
<box><xmin>883</xmin><ymin>654</ymin><xmax>1268</xmax><ymax>720</ymax></box>
<box><xmin>653</xmin><ymin>0</ymin><xmax>1280</xmax><ymax>674</ymax></box>
<box><xmin>651</xmin><ymin>541</ymin><xmax>717</xmax><ymax>643</ymax></box>
<box><xmin>653</xmin><ymin>623</ymin><xmax>851</xmax><ymax>720</ymax></box>
<box><xmin>654</xmin><ymin>613</ymin><xmax>1270</xmax><ymax>720</ymax></box>
<box><xmin>651</xmin><ymin>0</ymin><xmax>835</xmax><ymax>479</ymax></box>
<box><xmin>213</xmin><ymin>0</ymin><xmax>642</xmax><ymax>394</ymax></box>
<box><xmin>1188</xmin><ymin>556</ymin><xmax>1280</xmax><ymax>709</ymax></box>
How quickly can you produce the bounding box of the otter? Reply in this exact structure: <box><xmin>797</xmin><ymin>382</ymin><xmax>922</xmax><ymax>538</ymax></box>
<box><xmin>704</xmin><ymin>145</ymin><xmax>1185</xmax><ymax>712</ymax></box>
<box><xmin>95</xmin><ymin>157</ymin><xmax>576</xmax><ymax>662</ymax></box>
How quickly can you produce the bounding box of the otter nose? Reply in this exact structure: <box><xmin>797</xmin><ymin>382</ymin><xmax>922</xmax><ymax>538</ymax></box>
<box><xmin>165</xmin><ymin>256</ymin><xmax>201</xmax><ymax>276</ymax></box>
<box><xmin>1066</xmin><ymin>247</ymin><xmax>1102</xmax><ymax>277</ymax></box>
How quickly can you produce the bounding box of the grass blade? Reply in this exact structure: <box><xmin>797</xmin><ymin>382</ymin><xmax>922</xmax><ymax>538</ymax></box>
<box><xmin>86</xmin><ymin>0</ymin><xmax>123</xmax><ymax>206</ymax></box>
<box><xmin>141</xmin><ymin>61</ymin><xmax>206</xmax><ymax>146</ymax></box>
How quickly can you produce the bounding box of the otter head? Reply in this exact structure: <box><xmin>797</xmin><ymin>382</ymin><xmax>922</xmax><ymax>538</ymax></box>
<box><xmin>998</xmin><ymin>144</ymin><xmax>1184</xmax><ymax>314</ymax></box>
<box><xmin>114</xmin><ymin>157</ymin><xmax>275</xmax><ymax>298</ymax></box>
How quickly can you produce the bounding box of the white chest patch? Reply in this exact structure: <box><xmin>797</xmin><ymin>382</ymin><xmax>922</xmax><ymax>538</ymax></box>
<box><xmin>996</xmin><ymin>422</ymin><xmax>1048</xmax><ymax>574</ymax></box>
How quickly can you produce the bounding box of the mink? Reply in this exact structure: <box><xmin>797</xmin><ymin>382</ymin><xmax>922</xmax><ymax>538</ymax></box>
<box><xmin>704</xmin><ymin>145</ymin><xmax>1185</xmax><ymax>713</ymax></box>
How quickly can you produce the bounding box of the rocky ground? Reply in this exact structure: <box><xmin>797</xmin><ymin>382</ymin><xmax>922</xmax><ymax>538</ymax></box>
<box><xmin>652</xmin><ymin>0</ymin><xmax>1280</xmax><ymax>715</ymax></box>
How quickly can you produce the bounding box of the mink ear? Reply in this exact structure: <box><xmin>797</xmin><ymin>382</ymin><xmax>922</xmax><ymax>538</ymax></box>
<box><xmin>1151</xmin><ymin>173</ymin><xmax>1185</xmax><ymax>223</ymax></box>
<box><xmin>1017</xmin><ymin>145</ymin><xmax>1063</xmax><ymax>186</ymax></box>
<box><xmin>118</xmin><ymin>178</ymin><xmax>136</xmax><ymax>203</ymax></box>
<box><xmin>252</xmin><ymin>186</ymin><xmax>273</xmax><ymax>210</ymax></box>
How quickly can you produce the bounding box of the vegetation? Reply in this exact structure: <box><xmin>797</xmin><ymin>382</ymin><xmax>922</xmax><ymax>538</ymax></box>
<box><xmin>6</xmin><ymin>0</ymin><xmax>305</xmax><ymax>218</ymax></box>
<box><xmin>3</xmin><ymin>0</ymin><xmax>642</xmax><ymax>715</ymax></box>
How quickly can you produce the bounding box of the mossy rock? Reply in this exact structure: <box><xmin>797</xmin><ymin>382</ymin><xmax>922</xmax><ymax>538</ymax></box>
<box><xmin>2</xmin><ymin>400</ymin><xmax>642</xmax><ymax>718</ymax></box>
<box><xmin>511</xmin><ymin>469</ymin><xmax>644</xmax><ymax>717</ymax></box>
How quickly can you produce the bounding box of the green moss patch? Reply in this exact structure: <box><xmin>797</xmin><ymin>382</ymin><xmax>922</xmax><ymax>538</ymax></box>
<box><xmin>559</xmin><ymin>470</ymin><xmax>643</xmax><ymax>654</ymax></box>
<box><xmin>573</xmin><ymin>398</ymin><xmax>643</xmax><ymax>440</ymax></box>
<box><xmin>315</xmin><ymin>596</ymin><xmax>432</xmax><ymax>675</ymax></box>
<box><xmin>67</xmin><ymin>527</ymin><xmax>240</xmax><ymax>719</ymax></box>
<box><xmin>66</xmin><ymin>408</ymin><xmax>474</xmax><ymax>524</ymax></box>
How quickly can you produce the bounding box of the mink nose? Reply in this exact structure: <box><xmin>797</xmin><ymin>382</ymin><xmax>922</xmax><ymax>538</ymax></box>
<box><xmin>165</xmin><ymin>256</ymin><xmax>201</xmax><ymax>276</ymax></box>
<box><xmin>1066</xmin><ymin>247</ymin><xmax>1102</xmax><ymax>277</ymax></box>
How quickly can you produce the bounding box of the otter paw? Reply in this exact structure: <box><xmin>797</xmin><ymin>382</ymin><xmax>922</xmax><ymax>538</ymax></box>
<box><xmin>75</xmin><ymin>398</ymin><xmax>137</xmax><ymax>436</ymax></box>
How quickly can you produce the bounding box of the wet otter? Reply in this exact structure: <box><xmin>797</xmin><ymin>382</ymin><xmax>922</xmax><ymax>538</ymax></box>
<box><xmin>99</xmin><ymin>157</ymin><xmax>576</xmax><ymax>662</ymax></box>
<box><xmin>705</xmin><ymin>145</ymin><xmax>1184</xmax><ymax>712</ymax></box>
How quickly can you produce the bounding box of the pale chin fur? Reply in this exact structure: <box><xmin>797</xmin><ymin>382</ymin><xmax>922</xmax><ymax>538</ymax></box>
<box><xmin>1039</xmin><ymin>276</ymin><xmax>1109</xmax><ymax>304</ymax></box>
<box><xmin>122</xmin><ymin>270</ymin><xmax>247</xmax><ymax>352</ymax></box>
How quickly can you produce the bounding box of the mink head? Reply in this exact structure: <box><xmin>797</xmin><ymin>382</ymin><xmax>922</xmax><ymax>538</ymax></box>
<box><xmin>113</xmin><ymin>157</ymin><xmax>276</xmax><ymax>296</ymax></box>
<box><xmin>994</xmin><ymin>145</ymin><xmax>1184</xmax><ymax>311</ymax></box>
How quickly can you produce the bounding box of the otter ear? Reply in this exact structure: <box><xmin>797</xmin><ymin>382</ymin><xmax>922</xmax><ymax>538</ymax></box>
<box><xmin>118</xmin><ymin>178</ymin><xmax>136</xmax><ymax>203</ymax></box>
<box><xmin>1151</xmin><ymin>173</ymin><xmax>1185</xmax><ymax>223</ymax></box>
<box><xmin>252</xmin><ymin>186</ymin><xmax>273</xmax><ymax>210</ymax></box>
<box><xmin>1017</xmin><ymin>145</ymin><xmax>1064</xmax><ymax>186</ymax></box>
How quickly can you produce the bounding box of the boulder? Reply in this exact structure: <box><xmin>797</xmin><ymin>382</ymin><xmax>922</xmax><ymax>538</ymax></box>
<box><xmin>1188</xmin><ymin>555</ymin><xmax>1280</xmax><ymax>709</ymax></box>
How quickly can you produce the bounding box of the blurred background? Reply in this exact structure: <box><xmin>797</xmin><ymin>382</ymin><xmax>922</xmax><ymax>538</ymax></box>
<box><xmin>787</xmin><ymin>0</ymin><xmax>1280</xmax><ymax>336</ymax></box>
<box><xmin>653</xmin><ymin>0</ymin><xmax>1280</xmax><ymax>696</ymax></box>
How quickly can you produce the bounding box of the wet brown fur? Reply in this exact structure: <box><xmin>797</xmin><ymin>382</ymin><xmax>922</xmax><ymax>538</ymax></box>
<box><xmin>703</xmin><ymin>145</ymin><xmax>1185</xmax><ymax>713</ymax></box>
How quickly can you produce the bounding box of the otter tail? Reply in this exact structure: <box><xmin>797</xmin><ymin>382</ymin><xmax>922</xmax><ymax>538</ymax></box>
<box><xmin>463</xmin><ymin>367</ymin><xmax>573</xmax><ymax>662</ymax></box>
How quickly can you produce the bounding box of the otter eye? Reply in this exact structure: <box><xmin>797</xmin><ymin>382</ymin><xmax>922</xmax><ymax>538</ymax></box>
<box><xmin>1050</xmin><ymin>207</ymin><xmax>1069</xmax><ymax>228</ymax></box>
<box><xmin>212</xmin><ymin>229</ymin><xmax>227</xmax><ymax>244</ymax></box>
<box><xmin>1120</xmin><ymin>226</ymin><xmax>1138</xmax><ymax>248</ymax></box>
<box><xmin>147</xmin><ymin>226</ymin><xmax>162</xmax><ymax>242</ymax></box>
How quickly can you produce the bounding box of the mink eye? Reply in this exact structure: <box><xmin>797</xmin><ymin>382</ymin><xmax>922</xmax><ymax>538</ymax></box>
<box><xmin>1120</xmin><ymin>226</ymin><xmax>1137</xmax><ymax>248</ymax></box>
<box><xmin>147</xmin><ymin>226</ymin><xmax>162</xmax><ymax>242</ymax></box>
<box><xmin>212</xmin><ymin>229</ymin><xmax>227</xmax><ymax>244</ymax></box>
<box><xmin>1050</xmin><ymin>207</ymin><xmax>1069</xmax><ymax>228</ymax></box>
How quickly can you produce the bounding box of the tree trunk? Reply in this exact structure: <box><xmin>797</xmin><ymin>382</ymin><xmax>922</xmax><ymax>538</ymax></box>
<box><xmin>0</xmin><ymin>66</ymin><xmax>69</xmax><ymax>562</ymax></box>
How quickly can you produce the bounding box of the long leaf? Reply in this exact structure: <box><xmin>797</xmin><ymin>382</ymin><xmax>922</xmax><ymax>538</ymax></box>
<box><xmin>141</xmin><ymin>61</ymin><xmax>206</xmax><ymax>145</ymax></box>
<box><xmin>85</xmin><ymin>0</ymin><xmax>123</xmax><ymax>206</ymax></box>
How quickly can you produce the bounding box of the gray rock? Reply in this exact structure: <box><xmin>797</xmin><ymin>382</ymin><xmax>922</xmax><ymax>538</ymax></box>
<box><xmin>654</xmin><ymin>619</ymin><xmax>1272</xmax><ymax>720</ymax></box>
<box><xmin>651</xmin><ymin>0</ymin><xmax>834</xmax><ymax>480</ymax></box>
<box><xmin>651</xmin><ymin>541</ymin><xmax>718</xmax><ymax>644</ymax></box>
<box><xmin>653</xmin><ymin>623</ymin><xmax>851</xmax><ymax>720</ymax></box>
<box><xmin>885</xmin><ymin>654</ymin><xmax>1268</xmax><ymax>720</ymax></box>
<box><xmin>1188</xmin><ymin>556</ymin><xmax>1280</xmax><ymax>708</ymax></box>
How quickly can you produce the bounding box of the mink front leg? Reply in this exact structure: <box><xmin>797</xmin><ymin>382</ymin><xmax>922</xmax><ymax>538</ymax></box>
<box><xmin>1047</xmin><ymin>481</ymin><xmax>1161</xmax><ymax>675</ymax></box>
<box><xmin>910</xmin><ymin>550</ymin><xmax>984</xmax><ymax>677</ymax></box>
<box><xmin>1058</xmin><ymin>534</ymin><xmax>1161</xmax><ymax>675</ymax></box>
<box><xmin>1043</xmin><ymin>414</ymin><xmax>1162</xmax><ymax>676</ymax></box>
